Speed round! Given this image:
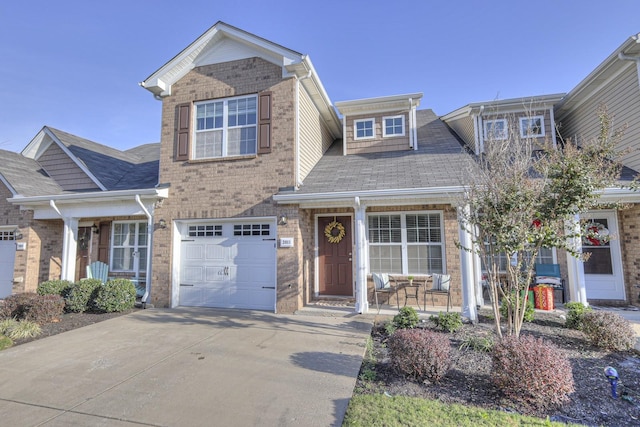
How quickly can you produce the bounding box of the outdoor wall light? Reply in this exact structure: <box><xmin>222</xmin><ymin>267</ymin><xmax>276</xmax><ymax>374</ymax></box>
<box><xmin>91</xmin><ymin>224</ymin><xmax>100</xmax><ymax>234</ymax></box>
<box><xmin>158</xmin><ymin>219</ymin><xmax>167</xmax><ymax>229</ymax></box>
<box><xmin>278</xmin><ymin>215</ymin><xmax>288</xmax><ymax>226</ymax></box>
<box><xmin>13</xmin><ymin>228</ymin><xmax>23</xmax><ymax>240</ymax></box>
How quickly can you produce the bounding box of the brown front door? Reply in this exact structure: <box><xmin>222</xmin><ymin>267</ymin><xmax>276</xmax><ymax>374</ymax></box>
<box><xmin>318</xmin><ymin>216</ymin><xmax>353</xmax><ymax>296</ymax></box>
<box><xmin>75</xmin><ymin>227</ymin><xmax>91</xmax><ymax>281</ymax></box>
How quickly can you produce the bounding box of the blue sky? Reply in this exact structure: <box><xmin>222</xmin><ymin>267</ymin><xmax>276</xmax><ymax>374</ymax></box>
<box><xmin>0</xmin><ymin>1</ymin><xmax>639</xmax><ymax>153</ymax></box>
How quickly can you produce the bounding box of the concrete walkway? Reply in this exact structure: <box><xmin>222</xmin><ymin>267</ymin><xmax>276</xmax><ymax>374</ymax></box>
<box><xmin>0</xmin><ymin>308</ymin><xmax>372</xmax><ymax>427</ymax></box>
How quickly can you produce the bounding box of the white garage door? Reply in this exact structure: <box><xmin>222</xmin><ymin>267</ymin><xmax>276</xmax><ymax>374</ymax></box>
<box><xmin>179</xmin><ymin>221</ymin><xmax>276</xmax><ymax>310</ymax></box>
<box><xmin>0</xmin><ymin>240</ymin><xmax>16</xmax><ymax>298</ymax></box>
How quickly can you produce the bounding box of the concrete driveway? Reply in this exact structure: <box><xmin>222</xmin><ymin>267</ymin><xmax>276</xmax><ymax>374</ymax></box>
<box><xmin>0</xmin><ymin>308</ymin><xmax>372</xmax><ymax>427</ymax></box>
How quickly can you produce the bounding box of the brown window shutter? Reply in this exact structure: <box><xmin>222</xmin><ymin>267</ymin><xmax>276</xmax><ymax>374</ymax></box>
<box><xmin>175</xmin><ymin>103</ymin><xmax>191</xmax><ymax>161</ymax></box>
<box><xmin>97</xmin><ymin>222</ymin><xmax>111</xmax><ymax>264</ymax></box>
<box><xmin>258</xmin><ymin>92</ymin><xmax>272</xmax><ymax>154</ymax></box>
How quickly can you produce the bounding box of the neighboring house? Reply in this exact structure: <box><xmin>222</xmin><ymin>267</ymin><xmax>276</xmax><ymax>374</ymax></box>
<box><xmin>0</xmin><ymin>126</ymin><xmax>167</xmax><ymax>299</ymax></box>
<box><xmin>555</xmin><ymin>33</ymin><xmax>640</xmax><ymax>306</ymax></box>
<box><xmin>3</xmin><ymin>22</ymin><xmax>640</xmax><ymax>315</ymax></box>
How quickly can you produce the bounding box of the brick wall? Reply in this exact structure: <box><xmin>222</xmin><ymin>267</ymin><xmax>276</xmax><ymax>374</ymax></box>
<box><xmin>620</xmin><ymin>206</ymin><xmax>640</xmax><ymax>305</ymax></box>
<box><xmin>151</xmin><ymin>57</ymin><xmax>299</xmax><ymax>311</ymax></box>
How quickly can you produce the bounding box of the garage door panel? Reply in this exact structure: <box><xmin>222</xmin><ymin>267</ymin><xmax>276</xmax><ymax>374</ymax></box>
<box><xmin>180</xmin><ymin>233</ymin><xmax>275</xmax><ymax>310</ymax></box>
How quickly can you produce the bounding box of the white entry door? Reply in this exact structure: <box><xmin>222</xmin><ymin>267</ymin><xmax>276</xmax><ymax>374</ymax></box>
<box><xmin>582</xmin><ymin>211</ymin><xmax>625</xmax><ymax>300</ymax></box>
<box><xmin>179</xmin><ymin>221</ymin><xmax>276</xmax><ymax>310</ymax></box>
<box><xmin>0</xmin><ymin>241</ymin><xmax>16</xmax><ymax>298</ymax></box>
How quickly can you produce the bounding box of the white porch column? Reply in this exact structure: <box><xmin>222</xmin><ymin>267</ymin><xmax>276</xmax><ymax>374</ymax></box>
<box><xmin>354</xmin><ymin>197</ymin><xmax>369</xmax><ymax>313</ymax></box>
<box><xmin>457</xmin><ymin>205</ymin><xmax>478</xmax><ymax>323</ymax></box>
<box><xmin>60</xmin><ymin>217</ymin><xmax>79</xmax><ymax>282</ymax></box>
<box><xmin>566</xmin><ymin>214</ymin><xmax>588</xmax><ymax>305</ymax></box>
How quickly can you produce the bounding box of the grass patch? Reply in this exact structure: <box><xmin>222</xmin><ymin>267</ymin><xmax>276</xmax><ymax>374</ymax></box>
<box><xmin>0</xmin><ymin>335</ymin><xmax>13</xmax><ymax>350</ymax></box>
<box><xmin>343</xmin><ymin>394</ymin><xmax>580</xmax><ymax>426</ymax></box>
<box><xmin>0</xmin><ymin>318</ymin><xmax>42</xmax><ymax>340</ymax></box>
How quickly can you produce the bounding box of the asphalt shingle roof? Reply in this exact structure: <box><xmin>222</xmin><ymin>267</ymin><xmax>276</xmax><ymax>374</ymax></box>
<box><xmin>0</xmin><ymin>150</ymin><xmax>62</xmax><ymax>197</ymax></box>
<box><xmin>295</xmin><ymin>109</ymin><xmax>476</xmax><ymax>194</ymax></box>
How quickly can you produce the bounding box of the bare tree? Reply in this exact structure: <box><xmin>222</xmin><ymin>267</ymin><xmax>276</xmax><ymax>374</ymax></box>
<box><xmin>458</xmin><ymin>106</ymin><xmax>624</xmax><ymax>338</ymax></box>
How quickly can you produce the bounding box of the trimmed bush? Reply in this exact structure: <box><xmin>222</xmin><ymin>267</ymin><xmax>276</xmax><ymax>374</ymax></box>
<box><xmin>430</xmin><ymin>311</ymin><xmax>463</xmax><ymax>333</ymax></box>
<box><xmin>65</xmin><ymin>279</ymin><xmax>102</xmax><ymax>313</ymax></box>
<box><xmin>564</xmin><ymin>302</ymin><xmax>592</xmax><ymax>330</ymax></box>
<box><xmin>388</xmin><ymin>328</ymin><xmax>451</xmax><ymax>383</ymax></box>
<box><xmin>492</xmin><ymin>334</ymin><xmax>574</xmax><ymax>411</ymax></box>
<box><xmin>581</xmin><ymin>311</ymin><xmax>636</xmax><ymax>351</ymax></box>
<box><xmin>93</xmin><ymin>279</ymin><xmax>136</xmax><ymax>313</ymax></box>
<box><xmin>0</xmin><ymin>293</ymin><xmax>64</xmax><ymax>324</ymax></box>
<box><xmin>392</xmin><ymin>306</ymin><xmax>420</xmax><ymax>329</ymax></box>
<box><xmin>36</xmin><ymin>280</ymin><xmax>72</xmax><ymax>297</ymax></box>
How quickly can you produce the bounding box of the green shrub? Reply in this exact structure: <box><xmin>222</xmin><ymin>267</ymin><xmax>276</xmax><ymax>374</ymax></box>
<box><xmin>459</xmin><ymin>334</ymin><xmax>494</xmax><ymax>352</ymax></box>
<box><xmin>0</xmin><ymin>335</ymin><xmax>13</xmax><ymax>350</ymax></box>
<box><xmin>392</xmin><ymin>306</ymin><xmax>420</xmax><ymax>329</ymax></box>
<box><xmin>500</xmin><ymin>292</ymin><xmax>534</xmax><ymax>323</ymax></box>
<box><xmin>564</xmin><ymin>302</ymin><xmax>592</xmax><ymax>330</ymax></box>
<box><xmin>388</xmin><ymin>328</ymin><xmax>451</xmax><ymax>383</ymax></box>
<box><xmin>4</xmin><ymin>320</ymin><xmax>41</xmax><ymax>340</ymax></box>
<box><xmin>581</xmin><ymin>311</ymin><xmax>636</xmax><ymax>351</ymax></box>
<box><xmin>36</xmin><ymin>279</ymin><xmax>72</xmax><ymax>297</ymax></box>
<box><xmin>93</xmin><ymin>279</ymin><xmax>136</xmax><ymax>313</ymax></box>
<box><xmin>0</xmin><ymin>293</ymin><xmax>64</xmax><ymax>324</ymax></box>
<box><xmin>429</xmin><ymin>311</ymin><xmax>463</xmax><ymax>333</ymax></box>
<box><xmin>492</xmin><ymin>334</ymin><xmax>574</xmax><ymax>411</ymax></box>
<box><xmin>65</xmin><ymin>279</ymin><xmax>102</xmax><ymax>312</ymax></box>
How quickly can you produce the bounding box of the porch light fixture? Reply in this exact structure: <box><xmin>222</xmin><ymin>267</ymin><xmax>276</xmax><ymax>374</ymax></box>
<box><xmin>278</xmin><ymin>215</ymin><xmax>288</xmax><ymax>226</ymax></box>
<box><xmin>158</xmin><ymin>219</ymin><xmax>167</xmax><ymax>229</ymax></box>
<box><xmin>13</xmin><ymin>228</ymin><xmax>23</xmax><ymax>240</ymax></box>
<box><xmin>91</xmin><ymin>224</ymin><xmax>100</xmax><ymax>234</ymax></box>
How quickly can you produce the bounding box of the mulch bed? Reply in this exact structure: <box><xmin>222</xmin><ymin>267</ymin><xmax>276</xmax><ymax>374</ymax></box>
<box><xmin>357</xmin><ymin>309</ymin><xmax>640</xmax><ymax>427</ymax></box>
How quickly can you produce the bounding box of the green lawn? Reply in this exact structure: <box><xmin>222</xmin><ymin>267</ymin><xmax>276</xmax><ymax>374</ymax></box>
<box><xmin>343</xmin><ymin>394</ymin><xmax>583</xmax><ymax>427</ymax></box>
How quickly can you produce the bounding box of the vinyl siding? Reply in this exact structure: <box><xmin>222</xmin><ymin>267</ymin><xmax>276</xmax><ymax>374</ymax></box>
<box><xmin>345</xmin><ymin>111</ymin><xmax>410</xmax><ymax>154</ymax></box>
<box><xmin>558</xmin><ymin>63</ymin><xmax>640</xmax><ymax>171</ymax></box>
<box><xmin>38</xmin><ymin>143</ymin><xmax>99</xmax><ymax>191</ymax></box>
<box><xmin>445</xmin><ymin>116</ymin><xmax>476</xmax><ymax>151</ymax></box>
<box><xmin>298</xmin><ymin>87</ymin><xmax>334</xmax><ymax>181</ymax></box>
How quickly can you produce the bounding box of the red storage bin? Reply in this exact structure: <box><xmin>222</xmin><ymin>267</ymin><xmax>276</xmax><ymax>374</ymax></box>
<box><xmin>533</xmin><ymin>285</ymin><xmax>554</xmax><ymax>311</ymax></box>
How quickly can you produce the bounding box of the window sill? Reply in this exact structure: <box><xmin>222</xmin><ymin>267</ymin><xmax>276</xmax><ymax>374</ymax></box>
<box><xmin>187</xmin><ymin>154</ymin><xmax>258</xmax><ymax>164</ymax></box>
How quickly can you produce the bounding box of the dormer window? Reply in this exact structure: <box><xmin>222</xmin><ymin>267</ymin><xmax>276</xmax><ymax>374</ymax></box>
<box><xmin>483</xmin><ymin>119</ymin><xmax>507</xmax><ymax>140</ymax></box>
<box><xmin>519</xmin><ymin>116</ymin><xmax>545</xmax><ymax>138</ymax></box>
<box><xmin>383</xmin><ymin>115</ymin><xmax>405</xmax><ymax>137</ymax></box>
<box><xmin>354</xmin><ymin>118</ymin><xmax>375</xmax><ymax>140</ymax></box>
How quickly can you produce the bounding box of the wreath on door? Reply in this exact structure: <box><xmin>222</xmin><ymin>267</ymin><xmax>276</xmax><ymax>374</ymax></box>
<box><xmin>324</xmin><ymin>219</ymin><xmax>346</xmax><ymax>244</ymax></box>
<box><xmin>583</xmin><ymin>222</ymin><xmax>610</xmax><ymax>246</ymax></box>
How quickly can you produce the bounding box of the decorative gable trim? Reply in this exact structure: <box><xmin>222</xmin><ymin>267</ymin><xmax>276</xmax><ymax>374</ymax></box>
<box><xmin>140</xmin><ymin>21</ymin><xmax>304</xmax><ymax>98</ymax></box>
<box><xmin>21</xmin><ymin>127</ymin><xmax>107</xmax><ymax>191</ymax></box>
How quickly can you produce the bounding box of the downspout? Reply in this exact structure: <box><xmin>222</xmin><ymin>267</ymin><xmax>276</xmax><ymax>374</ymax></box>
<box><xmin>549</xmin><ymin>107</ymin><xmax>557</xmax><ymax>147</ymax></box>
<box><xmin>408</xmin><ymin>98</ymin><xmax>414</xmax><ymax>149</ymax></box>
<box><xmin>296</xmin><ymin>69</ymin><xmax>313</xmax><ymax>186</ymax></box>
<box><xmin>618</xmin><ymin>52</ymin><xmax>640</xmax><ymax>88</ymax></box>
<box><xmin>135</xmin><ymin>195</ymin><xmax>153</xmax><ymax>305</ymax></box>
<box><xmin>472</xmin><ymin>115</ymin><xmax>480</xmax><ymax>154</ymax></box>
<box><xmin>342</xmin><ymin>115</ymin><xmax>348</xmax><ymax>156</ymax></box>
<box><xmin>477</xmin><ymin>105</ymin><xmax>485</xmax><ymax>154</ymax></box>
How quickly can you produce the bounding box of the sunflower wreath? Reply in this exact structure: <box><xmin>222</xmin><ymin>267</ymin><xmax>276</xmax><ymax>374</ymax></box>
<box><xmin>324</xmin><ymin>220</ymin><xmax>346</xmax><ymax>244</ymax></box>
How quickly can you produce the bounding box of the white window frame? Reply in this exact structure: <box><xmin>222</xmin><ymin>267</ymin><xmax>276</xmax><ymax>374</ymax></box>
<box><xmin>367</xmin><ymin>211</ymin><xmax>445</xmax><ymax>275</ymax></box>
<box><xmin>519</xmin><ymin>116</ymin><xmax>545</xmax><ymax>138</ymax></box>
<box><xmin>110</xmin><ymin>221</ymin><xmax>148</xmax><ymax>273</ymax></box>
<box><xmin>382</xmin><ymin>115</ymin><xmax>405</xmax><ymax>137</ymax></box>
<box><xmin>193</xmin><ymin>94</ymin><xmax>258</xmax><ymax>159</ymax></box>
<box><xmin>483</xmin><ymin>119</ymin><xmax>508</xmax><ymax>140</ymax></box>
<box><xmin>354</xmin><ymin>118</ymin><xmax>375</xmax><ymax>140</ymax></box>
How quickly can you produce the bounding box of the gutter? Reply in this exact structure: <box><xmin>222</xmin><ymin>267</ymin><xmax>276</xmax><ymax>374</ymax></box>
<box><xmin>618</xmin><ymin>52</ymin><xmax>640</xmax><ymax>90</ymax></box>
<box><xmin>273</xmin><ymin>185</ymin><xmax>467</xmax><ymax>204</ymax></box>
<box><xmin>135</xmin><ymin>194</ymin><xmax>153</xmax><ymax>305</ymax></box>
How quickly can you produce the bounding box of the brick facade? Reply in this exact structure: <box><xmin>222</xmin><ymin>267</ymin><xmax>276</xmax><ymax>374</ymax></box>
<box><xmin>150</xmin><ymin>57</ymin><xmax>301</xmax><ymax>311</ymax></box>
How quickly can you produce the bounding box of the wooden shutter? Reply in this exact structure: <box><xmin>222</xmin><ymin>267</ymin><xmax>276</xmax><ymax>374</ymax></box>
<box><xmin>175</xmin><ymin>103</ymin><xmax>191</xmax><ymax>161</ymax></box>
<box><xmin>97</xmin><ymin>222</ymin><xmax>111</xmax><ymax>264</ymax></box>
<box><xmin>258</xmin><ymin>92</ymin><xmax>272</xmax><ymax>154</ymax></box>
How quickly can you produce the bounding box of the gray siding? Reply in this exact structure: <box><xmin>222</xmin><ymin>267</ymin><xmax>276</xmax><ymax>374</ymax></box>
<box><xmin>558</xmin><ymin>63</ymin><xmax>640</xmax><ymax>171</ymax></box>
<box><xmin>298</xmin><ymin>87</ymin><xmax>333</xmax><ymax>181</ymax></box>
<box><xmin>38</xmin><ymin>143</ymin><xmax>99</xmax><ymax>191</ymax></box>
<box><xmin>446</xmin><ymin>116</ymin><xmax>475</xmax><ymax>151</ymax></box>
<box><xmin>344</xmin><ymin>110</ymin><xmax>411</xmax><ymax>154</ymax></box>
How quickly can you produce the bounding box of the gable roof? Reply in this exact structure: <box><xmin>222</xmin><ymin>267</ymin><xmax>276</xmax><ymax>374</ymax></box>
<box><xmin>274</xmin><ymin>109</ymin><xmax>475</xmax><ymax>206</ymax></box>
<box><xmin>21</xmin><ymin>127</ymin><xmax>160</xmax><ymax>192</ymax></box>
<box><xmin>0</xmin><ymin>150</ymin><xmax>62</xmax><ymax>197</ymax></box>
<box><xmin>140</xmin><ymin>21</ymin><xmax>341</xmax><ymax>138</ymax></box>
